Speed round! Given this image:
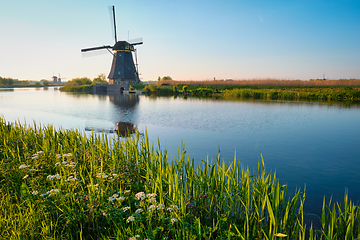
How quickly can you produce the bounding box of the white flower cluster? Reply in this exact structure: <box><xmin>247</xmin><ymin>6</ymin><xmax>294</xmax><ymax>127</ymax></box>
<box><xmin>122</xmin><ymin>206</ymin><xmax>131</xmax><ymax>212</ymax></box>
<box><xmin>96</xmin><ymin>173</ymin><xmax>108</xmax><ymax>179</ymax></box>
<box><xmin>32</xmin><ymin>190</ymin><xmax>39</xmax><ymax>195</ymax></box>
<box><xmin>63</xmin><ymin>153</ymin><xmax>72</xmax><ymax>157</ymax></box>
<box><xmin>147</xmin><ymin>205</ymin><xmax>156</xmax><ymax>212</ymax></box>
<box><xmin>32</xmin><ymin>154</ymin><xmax>39</xmax><ymax>159</ymax></box>
<box><xmin>19</xmin><ymin>164</ymin><xmax>30</xmax><ymax>169</ymax></box>
<box><xmin>126</xmin><ymin>216</ymin><xmax>135</xmax><ymax>223</ymax></box>
<box><xmin>157</xmin><ymin>204</ymin><xmax>165</xmax><ymax>210</ymax></box>
<box><xmin>135</xmin><ymin>208</ymin><xmax>144</xmax><ymax>214</ymax></box>
<box><xmin>170</xmin><ymin>218</ymin><xmax>178</xmax><ymax>224</ymax></box>
<box><xmin>23</xmin><ymin>175</ymin><xmax>29</xmax><ymax>179</ymax></box>
<box><xmin>108</xmin><ymin>193</ymin><xmax>126</xmax><ymax>202</ymax></box>
<box><xmin>41</xmin><ymin>188</ymin><xmax>60</xmax><ymax>197</ymax></box>
<box><xmin>135</xmin><ymin>192</ymin><xmax>146</xmax><ymax>200</ymax></box>
<box><xmin>87</xmin><ymin>184</ymin><xmax>99</xmax><ymax>190</ymax></box>
<box><xmin>47</xmin><ymin>173</ymin><xmax>61</xmax><ymax>180</ymax></box>
<box><xmin>129</xmin><ymin>235</ymin><xmax>140</xmax><ymax>240</ymax></box>
<box><xmin>66</xmin><ymin>176</ymin><xmax>77</xmax><ymax>182</ymax></box>
<box><xmin>167</xmin><ymin>204</ymin><xmax>179</xmax><ymax>212</ymax></box>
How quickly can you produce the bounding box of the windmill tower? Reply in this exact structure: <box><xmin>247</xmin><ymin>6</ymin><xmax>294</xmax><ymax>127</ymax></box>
<box><xmin>81</xmin><ymin>6</ymin><xmax>143</xmax><ymax>88</ymax></box>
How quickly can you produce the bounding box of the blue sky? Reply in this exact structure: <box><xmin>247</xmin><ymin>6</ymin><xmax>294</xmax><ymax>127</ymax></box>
<box><xmin>1</xmin><ymin>0</ymin><xmax>359</xmax><ymax>81</ymax></box>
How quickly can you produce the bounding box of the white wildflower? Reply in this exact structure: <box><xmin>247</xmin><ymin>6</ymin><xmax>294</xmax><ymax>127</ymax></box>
<box><xmin>32</xmin><ymin>154</ymin><xmax>39</xmax><ymax>159</ymax></box>
<box><xmin>116</xmin><ymin>196</ymin><xmax>125</xmax><ymax>201</ymax></box>
<box><xmin>108</xmin><ymin>197</ymin><xmax>115</xmax><ymax>202</ymax></box>
<box><xmin>112</xmin><ymin>193</ymin><xmax>119</xmax><ymax>198</ymax></box>
<box><xmin>124</xmin><ymin>190</ymin><xmax>131</xmax><ymax>194</ymax></box>
<box><xmin>148</xmin><ymin>205</ymin><xmax>156</xmax><ymax>212</ymax></box>
<box><xmin>157</xmin><ymin>204</ymin><xmax>165</xmax><ymax>210</ymax></box>
<box><xmin>171</xmin><ymin>218</ymin><xmax>178</xmax><ymax>224</ymax></box>
<box><xmin>36</xmin><ymin>151</ymin><xmax>43</xmax><ymax>154</ymax></box>
<box><xmin>61</xmin><ymin>161</ymin><xmax>67</xmax><ymax>165</ymax></box>
<box><xmin>146</xmin><ymin>193</ymin><xmax>157</xmax><ymax>198</ymax></box>
<box><xmin>66</xmin><ymin>176</ymin><xmax>77</xmax><ymax>182</ymax></box>
<box><xmin>167</xmin><ymin>204</ymin><xmax>179</xmax><ymax>212</ymax></box>
<box><xmin>47</xmin><ymin>189</ymin><xmax>60</xmax><ymax>196</ymax></box>
<box><xmin>135</xmin><ymin>192</ymin><xmax>146</xmax><ymax>200</ymax></box>
<box><xmin>64</xmin><ymin>153</ymin><xmax>72</xmax><ymax>157</ymax></box>
<box><xmin>19</xmin><ymin>164</ymin><xmax>30</xmax><ymax>169</ymax></box>
<box><xmin>47</xmin><ymin>174</ymin><xmax>61</xmax><ymax>180</ymax></box>
<box><xmin>149</xmin><ymin>197</ymin><xmax>157</xmax><ymax>203</ymax></box>
<box><xmin>55</xmin><ymin>162</ymin><xmax>60</xmax><ymax>166</ymax></box>
<box><xmin>56</xmin><ymin>154</ymin><xmax>62</xmax><ymax>159</ymax></box>
<box><xmin>23</xmin><ymin>175</ymin><xmax>29</xmax><ymax>179</ymax></box>
<box><xmin>32</xmin><ymin>190</ymin><xmax>38</xmax><ymax>195</ymax></box>
<box><xmin>122</xmin><ymin>206</ymin><xmax>131</xmax><ymax>212</ymax></box>
<box><xmin>40</xmin><ymin>193</ymin><xmax>47</xmax><ymax>197</ymax></box>
<box><xmin>29</xmin><ymin>168</ymin><xmax>36</xmax><ymax>171</ymax></box>
<box><xmin>129</xmin><ymin>235</ymin><xmax>140</xmax><ymax>240</ymax></box>
<box><xmin>112</xmin><ymin>173</ymin><xmax>118</xmax><ymax>177</ymax></box>
<box><xmin>96</xmin><ymin>173</ymin><xmax>108</xmax><ymax>178</ymax></box>
<box><xmin>135</xmin><ymin>208</ymin><xmax>143</xmax><ymax>214</ymax></box>
<box><xmin>126</xmin><ymin>216</ymin><xmax>135</xmax><ymax>223</ymax></box>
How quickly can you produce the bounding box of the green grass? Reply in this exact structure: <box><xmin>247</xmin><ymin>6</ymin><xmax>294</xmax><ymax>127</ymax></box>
<box><xmin>146</xmin><ymin>84</ymin><xmax>360</xmax><ymax>101</ymax></box>
<box><xmin>59</xmin><ymin>85</ymin><xmax>93</xmax><ymax>93</ymax></box>
<box><xmin>0</xmin><ymin>117</ymin><xmax>359</xmax><ymax>239</ymax></box>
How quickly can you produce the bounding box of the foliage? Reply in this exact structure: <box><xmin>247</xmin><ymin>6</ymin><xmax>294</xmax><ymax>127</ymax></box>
<box><xmin>0</xmin><ymin>77</ymin><xmax>14</xmax><ymax>86</ymax></box>
<box><xmin>59</xmin><ymin>85</ymin><xmax>93</xmax><ymax>93</ymax></box>
<box><xmin>1</xmin><ymin>117</ymin><xmax>359</xmax><ymax>239</ymax></box>
<box><xmin>182</xmin><ymin>85</ymin><xmax>188</xmax><ymax>92</ymax></box>
<box><xmin>92</xmin><ymin>74</ymin><xmax>108</xmax><ymax>84</ymax></box>
<box><xmin>161</xmin><ymin>76</ymin><xmax>172</xmax><ymax>81</ymax></box>
<box><xmin>42</xmin><ymin>80</ymin><xmax>49</xmax><ymax>86</ymax></box>
<box><xmin>34</xmin><ymin>82</ymin><xmax>41</xmax><ymax>87</ymax></box>
<box><xmin>132</xmin><ymin>83</ymin><xmax>145</xmax><ymax>90</ymax></box>
<box><xmin>65</xmin><ymin>77</ymin><xmax>92</xmax><ymax>87</ymax></box>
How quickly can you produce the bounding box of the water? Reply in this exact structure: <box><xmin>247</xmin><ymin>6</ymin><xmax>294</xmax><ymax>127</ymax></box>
<box><xmin>1</xmin><ymin>87</ymin><xmax>360</xmax><ymax>218</ymax></box>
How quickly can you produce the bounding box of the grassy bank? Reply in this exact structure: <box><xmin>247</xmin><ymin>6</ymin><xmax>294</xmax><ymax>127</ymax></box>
<box><xmin>1</xmin><ymin>117</ymin><xmax>359</xmax><ymax>239</ymax></box>
<box><xmin>59</xmin><ymin>85</ymin><xmax>93</xmax><ymax>93</ymax></box>
<box><xmin>145</xmin><ymin>81</ymin><xmax>360</xmax><ymax>101</ymax></box>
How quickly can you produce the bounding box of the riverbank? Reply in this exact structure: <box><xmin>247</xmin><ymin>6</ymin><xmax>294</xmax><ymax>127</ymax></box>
<box><xmin>146</xmin><ymin>80</ymin><xmax>360</xmax><ymax>101</ymax></box>
<box><xmin>1</xmin><ymin>117</ymin><xmax>359</xmax><ymax>239</ymax></box>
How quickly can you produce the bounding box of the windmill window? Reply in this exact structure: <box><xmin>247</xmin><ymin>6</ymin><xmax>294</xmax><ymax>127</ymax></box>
<box><xmin>118</xmin><ymin>71</ymin><xmax>120</xmax><ymax>75</ymax></box>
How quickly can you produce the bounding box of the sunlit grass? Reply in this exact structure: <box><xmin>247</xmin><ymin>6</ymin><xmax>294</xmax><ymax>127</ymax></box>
<box><xmin>0</xmin><ymin>117</ymin><xmax>359</xmax><ymax>239</ymax></box>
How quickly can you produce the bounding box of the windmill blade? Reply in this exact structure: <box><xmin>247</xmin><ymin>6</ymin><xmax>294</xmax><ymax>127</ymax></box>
<box><xmin>129</xmin><ymin>37</ymin><xmax>143</xmax><ymax>46</ymax></box>
<box><xmin>108</xmin><ymin>5</ymin><xmax>117</xmax><ymax>43</ymax></box>
<box><xmin>82</xmin><ymin>48</ymin><xmax>109</xmax><ymax>58</ymax></box>
<box><xmin>81</xmin><ymin>45</ymin><xmax>112</xmax><ymax>52</ymax></box>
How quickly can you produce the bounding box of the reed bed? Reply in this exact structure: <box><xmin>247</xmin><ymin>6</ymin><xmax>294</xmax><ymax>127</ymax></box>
<box><xmin>158</xmin><ymin>79</ymin><xmax>360</xmax><ymax>87</ymax></box>
<box><xmin>0</xmin><ymin>117</ymin><xmax>359</xmax><ymax>239</ymax></box>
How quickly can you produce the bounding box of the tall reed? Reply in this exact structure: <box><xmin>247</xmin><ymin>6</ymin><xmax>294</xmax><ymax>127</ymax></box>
<box><xmin>0</xmin><ymin>117</ymin><xmax>359</xmax><ymax>239</ymax></box>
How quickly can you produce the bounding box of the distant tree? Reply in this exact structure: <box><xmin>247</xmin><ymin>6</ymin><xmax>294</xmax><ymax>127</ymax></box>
<box><xmin>34</xmin><ymin>82</ymin><xmax>41</xmax><ymax>87</ymax></box>
<box><xmin>93</xmin><ymin>74</ymin><xmax>107</xmax><ymax>84</ymax></box>
<box><xmin>161</xmin><ymin>76</ymin><xmax>172</xmax><ymax>81</ymax></box>
<box><xmin>157</xmin><ymin>76</ymin><xmax>161</xmax><ymax>81</ymax></box>
<box><xmin>65</xmin><ymin>77</ymin><xmax>92</xmax><ymax>86</ymax></box>
<box><xmin>42</xmin><ymin>80</ymin><xmax>49</xmax><ymax>86</ymax></box>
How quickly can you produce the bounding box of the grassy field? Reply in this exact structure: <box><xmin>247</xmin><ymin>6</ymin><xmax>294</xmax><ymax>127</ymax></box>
<box><xmin>1</xmin><ymin>117</ymin><xmax>359</xmax><ymax>239</ymax></box>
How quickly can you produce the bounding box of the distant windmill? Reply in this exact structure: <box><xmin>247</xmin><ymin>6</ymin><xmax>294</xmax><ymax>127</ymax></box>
<box><xmin>81</xmin><ymin>6</ymin><xmax>143</xmax><ymax>87</ymax></box>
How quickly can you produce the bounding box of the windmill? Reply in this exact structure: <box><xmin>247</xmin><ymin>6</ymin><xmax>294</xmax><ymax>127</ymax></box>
<box><xmin>81</xmin><ymin>6</ymin><xmax>143</xmax><ymax>88</ymax></box>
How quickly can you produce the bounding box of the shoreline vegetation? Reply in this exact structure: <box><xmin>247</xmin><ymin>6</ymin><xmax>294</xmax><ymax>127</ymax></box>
<box><xmin>146</xmin><ymin>79</ymin><xmax>360</xmax><ymax>102</ymax></box>
<box><xmin>0</xmin><ymin>76</ymin><xmax>60</xmax><ymax>88</ymax></box>
<box><xmin>1</xmin><ymin>117</ymin><xmax>359</xmax><ymax>239</ymax></box>
<box><xmin>58</xmin><ymin>78</ymin><xmax>360</xmax><ymax>102</ymax></box>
